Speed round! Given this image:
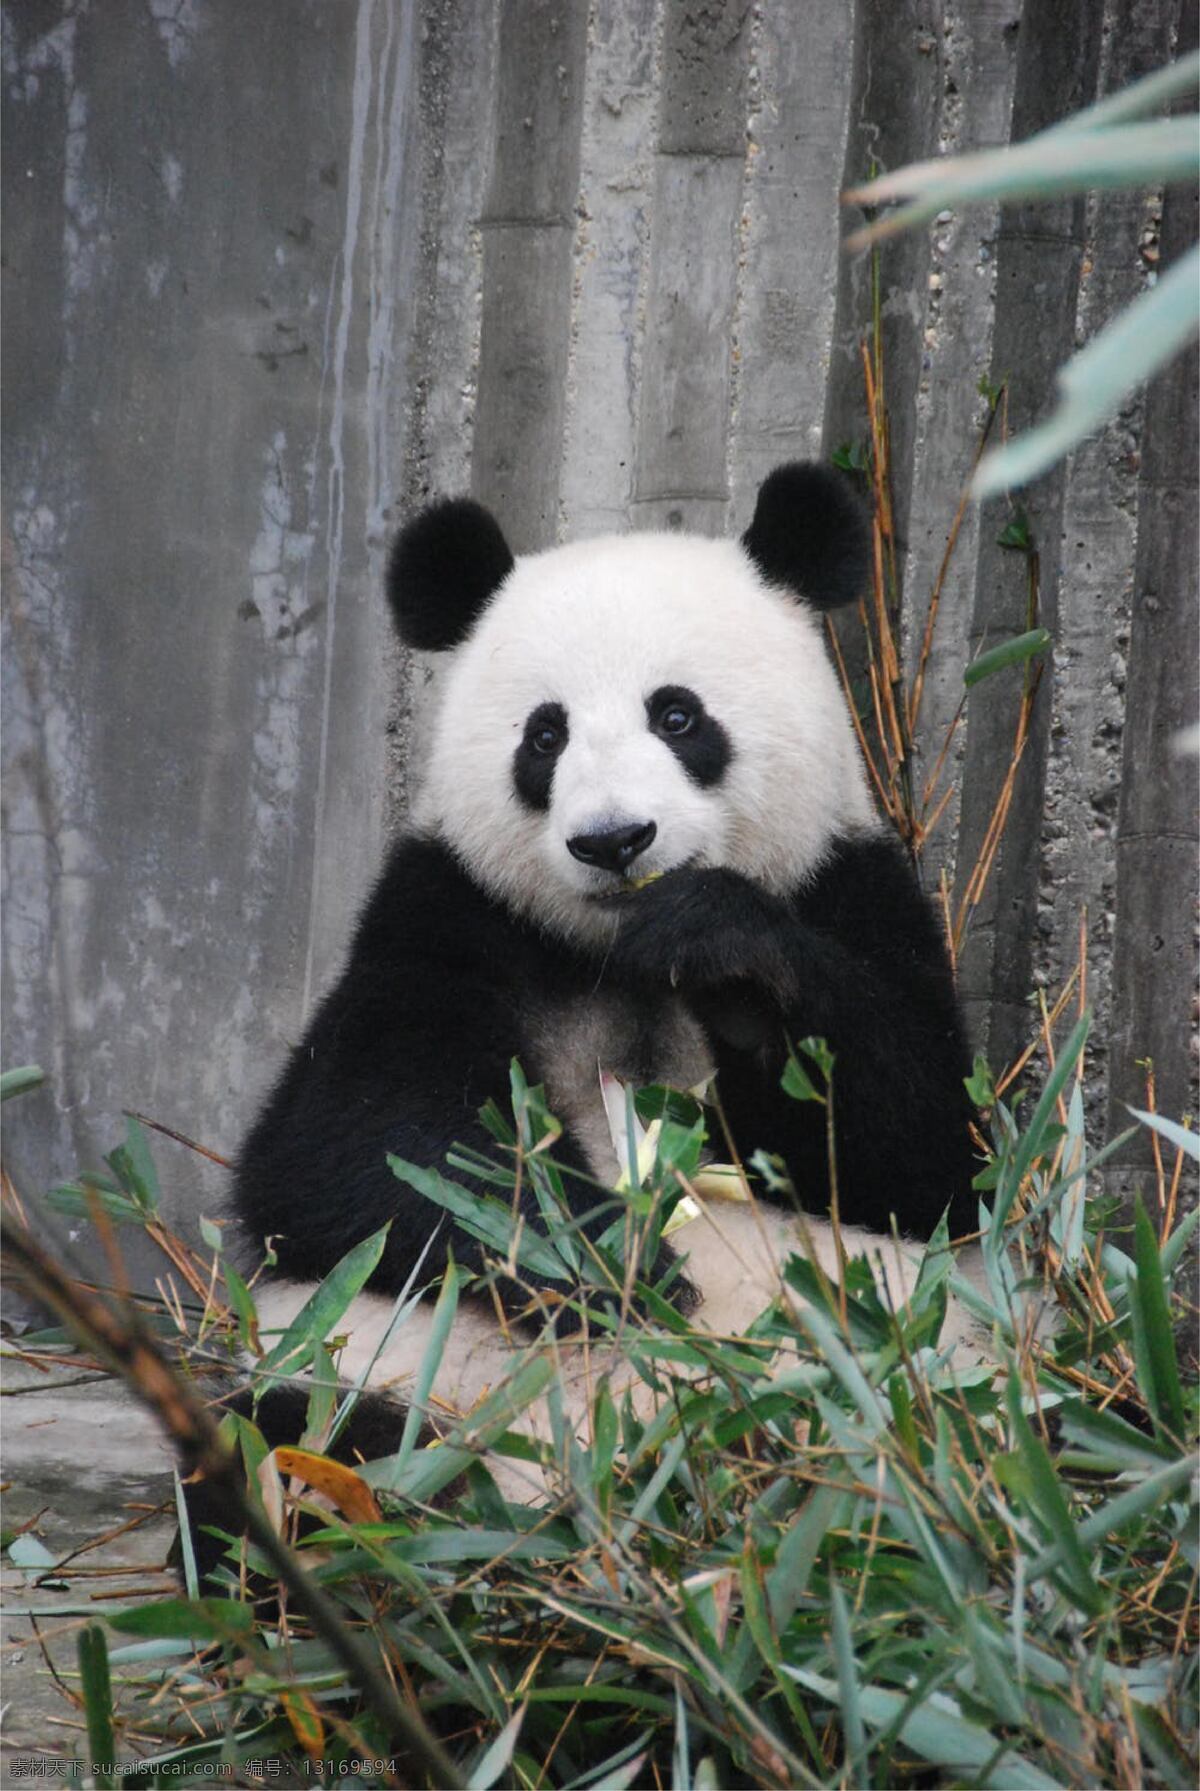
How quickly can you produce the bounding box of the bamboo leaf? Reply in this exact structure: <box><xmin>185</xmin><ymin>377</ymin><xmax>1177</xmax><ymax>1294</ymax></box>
<box><xmin>1029</xmin><ymin>1456</ymin><xmax>1195</xmax><ymax>1581</ymax></box>
<box><xmin>1161</xmin><ymin>1203</ymin><xmax>1200</xmax><ymax>1277</ymax></box>
<box><xmin>382</xmin><ymin>1261</ymin><xmax>461</xmax><ymax>1486</ymax></box>
<box><xmin>468</xmin><ymin>1707</ymin><xmax>526</xmax><ymax>1791</ymax></box>
<box><xmin>788</xmin><ymin>1667</ymin><xmax>1061</xmax><ymax>1787</ymax></box>
<box><xmin>975</xmin><ymin>246</ymin><xmax>1200</xmax><ymax>495</ymax></box>
<box><xmin>1131</xmin><ymin>1196</ymin><xmax>1186</xmax><ymax>1438</ymax></box>
<box><xmin>172</xmin><ymin>1468</ymin><xmax>199</xmax><ymax>1600</ymax></box>
<box><xmin>1057</xmin><ymin>1398</ymin><xmax>1174</xmax><ymax>1470</ymax></box>
<box><xmin>672</xmin><ymin>1682</ymin><xmax>691</xmax><ymax>1791</ymax></box>
<box><xmin>1129</xmin><ymin>1106</ymin><xmax>1200</xmax><ymax>1163</ymax></box>
<box><xmin>108</xmin><ymin>1597</ymin><xmax>255</xmax><ymax>1642</ymax></box>
<box><xmin>830</xmin><ymin>1582</ymin><xmax>866</xmax><ymax>1778</ymax></box>
<box><xmin>258</xmin><ymin>1223</ymin><xmax>391</xmax><ymax>1377</ymax></box>
<box><xmin>0</xmin><ymin>1064</ymin><xmax>45</xmax><ymax>1102</ymax></box>
<box><xmin>989</xmin><ymin>1013</ymin><xmax>1090</xmax><ymax>1245</ymax></box>
<box><xmin>766</xmin><ymin>1483</ymin><xmax>848</xmax><ymax>1631</ymax></box>
<box><xmin>389</xmin><ymin>1154</ymin><xmax>573</xmax><ymax>1281</ymax></box>
<box><xmin>1003</xmin><ymin>1373</ymin><xmax>1105</xmax><ymax>1618</ymax></box>
<box><xmin>964</xmin><ymin>628</ymin><xmax>1052</xmax><ymax>687</ymax></box>
<box><xmin>848</xmin><ymin>116</ymin><xmax>1198</xmax><ymax>235</ymax></box>
<box><xmin>78</xmin><ymin>1625</ymin><xmax>116</xmax><ymax>1790</ymax></box>
<box><xmin>107</xmin><ymin>1114</ymin><xmax>161</xmax><ymax>1212</ymax></box>
<box><xmin>270</xmin><ymin>1447</ymin><xmax>383</xmax><ymax>1523</ymax></box>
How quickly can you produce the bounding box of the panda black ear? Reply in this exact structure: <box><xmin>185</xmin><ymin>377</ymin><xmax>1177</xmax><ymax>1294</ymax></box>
<box><xmin>386</xmin><ymin>498</ymin><xmax>515</xmax><ymax>650</ymax></box>
<box><xmin>741</xmin><ymin>462</ymin><xmax>872</xmax><ymax>611</ymax></box>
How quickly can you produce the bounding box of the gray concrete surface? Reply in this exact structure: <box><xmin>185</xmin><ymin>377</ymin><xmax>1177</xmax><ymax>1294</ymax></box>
<box><xmin>1</xmin><ymin>1359</ymin><xmax>176</xmax><ymax>1765</ymax></box>
<box><xmin>3</xmin><ymin>0</ymin><xmax>1197</xmax><ymax>1287</ymax></box>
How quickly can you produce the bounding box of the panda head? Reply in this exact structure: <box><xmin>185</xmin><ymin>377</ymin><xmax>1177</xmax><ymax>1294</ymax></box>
<box><xmin>389</xmin><ymin>464</ymin><xmax>876</xmax><ymax>941</ymax></box>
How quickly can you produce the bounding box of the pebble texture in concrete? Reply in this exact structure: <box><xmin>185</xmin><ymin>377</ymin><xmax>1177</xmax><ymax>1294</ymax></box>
<box><xmin>3</xmin><ymin>0</ymin><xmax>1196</xmax><ymax>1275</ymax></box>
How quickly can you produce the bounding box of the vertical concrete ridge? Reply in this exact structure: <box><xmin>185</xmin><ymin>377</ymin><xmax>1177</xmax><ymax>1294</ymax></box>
<box><xmin>631</xmin><ymin>0</ymin><xmax>754</xmax><ymax>534</ymax></box>
<box><xmin>470</xmin><ymin>0</ymin><xmax>590</xmax><ymax>551</ymax></box>
<box><xmin>822</xmin><ymin>0</ymin><xmax>948</xmax><ymax>698</ymax></box>
<box><xmin>903</xmin><ymin>0</ymin><xmax>1020</xmax><ymax>902</ymax></box>
<box><xmin>728</xmin><ymin>0</ymin><xmax>856</xmax><ymax>526</ymax></box>
<box><xmin>955</xmin><ymin>0</ymin><xmax>1105</xmax><ymax>1068</ymax></box>
<box><xmin>302</xmin><ymin>0</ymin><xmax>378</xmax><ymax>1019</ymax></box>
<box><xmin>560</xmin><ymin>0</ymin><xmax>665</xmax><ymax>541</ymax></box>
<box><xmin>1038</xmin><ymin>0</ymin><xmax>1178</xmax><ymax>1133</ymax></box>
<box><xmin>1105</xmin><ymin>0</ymin><xmax>1200</xmax><ymax>1179</ymax></box>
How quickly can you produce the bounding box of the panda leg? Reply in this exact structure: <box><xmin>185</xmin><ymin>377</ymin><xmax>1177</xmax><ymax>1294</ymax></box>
<box><xmin>177</xmin><ymin>1378</ymin><xmax>440</xmax><ymax>1598</ymax></box>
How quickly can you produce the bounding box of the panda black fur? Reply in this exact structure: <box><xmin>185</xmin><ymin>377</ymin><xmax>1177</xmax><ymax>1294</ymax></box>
<box><xmin>226</xmin><ymin>463</ymin><xmax>980</xmax><ymax>1512</ymax></box>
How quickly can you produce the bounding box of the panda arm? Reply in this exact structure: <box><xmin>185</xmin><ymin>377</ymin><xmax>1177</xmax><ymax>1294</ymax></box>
<box><xmin>233</xmin><ymin>838</ymin><xmax>602</xmax><ymax>1302</ymax></box>
<box><xmin>608</xmin><ymin>836</ymin><xmax>977</xmax><ymax>1239</ymax></box>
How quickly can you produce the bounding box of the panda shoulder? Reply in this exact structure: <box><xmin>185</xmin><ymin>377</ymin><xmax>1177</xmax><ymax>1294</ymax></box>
<box><xmin>795</xmin><ymin>829</ymin><xmax>948</xmax><ymax>959</ymax></box>
<box><xmin>346</xmin><ymin>834</ymin><xmax>509</xmax><ymax>957</ymax></box>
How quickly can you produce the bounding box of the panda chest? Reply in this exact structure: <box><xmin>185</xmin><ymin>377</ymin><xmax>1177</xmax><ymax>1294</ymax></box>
<box><xmin>523</xmin><ymin>990</ymin><xmax>713</xmax><ymax>1186</ymax></box>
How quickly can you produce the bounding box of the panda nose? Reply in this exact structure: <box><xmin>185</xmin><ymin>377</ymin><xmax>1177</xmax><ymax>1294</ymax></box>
<box><xmin>567</xmin><ymin>820</ymin><xmax>657</xmax><ymax>874</ymax></box>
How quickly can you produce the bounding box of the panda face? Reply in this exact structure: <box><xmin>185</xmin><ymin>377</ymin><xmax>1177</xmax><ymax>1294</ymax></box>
<box><xmin>415</xmin><ymin>531</ymin><xmax>874</xmax><ymax>941</ymax></box>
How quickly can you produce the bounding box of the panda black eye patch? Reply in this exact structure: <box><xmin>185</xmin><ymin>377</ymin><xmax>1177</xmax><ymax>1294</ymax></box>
<box><xmin>646</xmin><ymin>685</ymin><xmax>732</xmax><ymax>787</ymax></box>
<box><xmin>513</xmin><ymin>701</ymin><xmax>568</xmax><ymax>811</ymax></box>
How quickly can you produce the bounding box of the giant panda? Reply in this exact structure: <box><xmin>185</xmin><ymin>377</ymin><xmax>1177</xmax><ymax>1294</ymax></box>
<box><xmin>221</xmin><ymin>463</ymin><xmax>983</xmax><ymax>1512</ymax></box>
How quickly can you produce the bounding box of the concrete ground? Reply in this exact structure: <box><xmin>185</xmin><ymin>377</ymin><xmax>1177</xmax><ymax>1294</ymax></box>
<box><xmin>1</xmin><ymin>1356</ymin><xmax>176</xmax><ymax>1771</ymax></box>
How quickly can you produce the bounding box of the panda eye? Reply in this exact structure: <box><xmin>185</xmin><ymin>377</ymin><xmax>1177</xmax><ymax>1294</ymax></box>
<box><xmin>521</xmin><ymin>702</ymin><xmax>568</xmax><ymax>759</ymax></box>
<box><xmin>660</xmin><ymin>704</ymin><xmax>693</xmax><ymax>736</ymax></box>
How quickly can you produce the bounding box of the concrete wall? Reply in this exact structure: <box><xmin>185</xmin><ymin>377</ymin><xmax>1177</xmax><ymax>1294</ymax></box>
<box><xmin>3</xmin><ymin>0</ymin><xmax>1196</xmax><ymax>1266</ymax></box>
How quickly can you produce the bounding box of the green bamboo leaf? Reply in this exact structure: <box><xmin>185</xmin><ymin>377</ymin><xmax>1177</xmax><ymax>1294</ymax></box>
<box><xmin>0</xmin><ymin>1064</ymin><xmax>45</xmax><ymax>1102</ymax></box>
<box><xmin>739</xmin><ymin>1533</ymin><xmax>824</xmax><ymax>1762</ymax></box>
<box><xmin>389</xmin><ymin>1154</ymin><xmax>572</xmax><ymax>1281</ymax></box>
<box><xmin>108</xmin><ymin>1115</ymin><xmax>160</xmax><ymax>1212</ymax></box>
<box><xmin>830</xmin><ymin>1582</ymin><xmax>866</xmax><ymax>1779</ymax></box>
<box><xmin>77</xmin><ymin>1625</ymin><xmax>116</xmax><ymax>1789</ymax></box>
<box><xmin>258</xmin><ymin>1223</ymin><xmax>391</xmax><ymax>1376</ymax></box>
<box><xmin>576</xmin><ymin>1742</ymin><xmax>652</xmax><ymax>1791</ymax></box>
<box><xmin>975</xmin><ymin>245</ymin><xmax>1200</xmax><ymax>495</ymax></box>
<box><xmin>467</xmin><ymin>1706</ymin><xmax>525</xmax><ymax>1791</ymax></box>
<box><xmin>989</xmin><ymin>1013</ymin><xmax>1090</xmax><ymax>1245</ymax></box>
<box><xmin>7</xmin><ymin>1534</ymin><xmax>56</xmax><ymax>1571</ymax></box>
<box><xmin>782</xmin><ymin>1051</ymin><xmax>823</xmax><ymax>1103</ymax></box>
<box><xmin>1132</xmin><ymin>1196</ymin><xmax>1186</xmax><ymax>1438</ymax></box>
<box><xmin>673</xmin><ymin>1681</ymin><xmax>691</xmax><ymax>1791</ymax></box>
<box><xmin>222</xmin><ymin>1261</ymin><xmax>260</xmax><ymax>1352</ymax></box>
<box><xmin>105</xmin><ymin>1637</ymin><xmax>198</xmax><ymax>1664</ymax></box>
<box><xmin>1133</xmin><ymin>1699</ymin><xmax>1199</xmax><ymax>1787</ymax></box>
<box><xmin>44</xmin><ymin>1182</ymin><xmax>144</xmax><ymax>1225</ymax></box>
<box><xmin>379</xmin><ymin>1261</ymin><xmax>461</xmax><ymax>1487</ymax></box>
<box><xmin>108</xmin><ymin>1597</ymin><xmax>255</xmax><ymax>1641</ymax></box>
<box><xmin>783</xmin><ymin>1668</ymin><xmax>1060</xmax><ymax>1788</ymax></box>
<box><xmin>1029</xmin><ymin>1456</ymin><xmax>1195</xmax><ymax>1582</ymax></box>
<box><xmin>790</xmin><ymin>1302</ymin><xmax>889</xmax><ymax>1435</ymax></box>
<box><xmin>524</xmin><ymin>1684</ymin><xmax>674</xmax><ymax>1714</ymax></box>
<box><xmin>309</xmin><ymin>1524</ymin><xmax>574</xmax><ymax>1563</ymax></box>
<box><xmin>850</xmin><ymin>116</ymin><xmax>1198</xmax><ymax>237</ymax></box>
<box><xmin>1003</xmin><ymin>1373</ymin><xmax>1105</xmax><ymax>1617</ymax></box>
<box><xmin>1057</xmin><ymin>1398</ymin><xmax>1174</xmax><ymax>1471</ymax></box>
<box><xmin>1161</xmin><ymin>1204</ymin><xmax>1200</xmax><ymax>1277</ymax></box>
<box><xmin>770</xmin><ymin>1475</ymin><xmax>845</xmax><ymax>1633</ymax></box>
<box><xmin>1129</xmin><ymin>1106</ymin><xmax>1200</xmax><ymax>1163</ymax></box>
<box><xmin>171</xmin><ymin>1468</ymin><xmax>199</xmax><ymax>1600</ymax></box>
<box><xmin>377</xmin><ymin>1352</ymin><xmax>559</xmax><ymax>1503</ymax></box>
<box><xmin>964</xmin><ymin>627</ymin><xmax>1052</xmax><ymax>687</ymax></box>
<box><xmin>962</xmin><ymin>1605</ymin><xmax>1026</xmax><ymax>1727</ymax></box>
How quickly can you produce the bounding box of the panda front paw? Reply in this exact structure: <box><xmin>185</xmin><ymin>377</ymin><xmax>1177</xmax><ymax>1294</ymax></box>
<box><xmin>609</xmin><ymin>867</ymin><xmax>797</xmax><ymax>1001</ymax></box>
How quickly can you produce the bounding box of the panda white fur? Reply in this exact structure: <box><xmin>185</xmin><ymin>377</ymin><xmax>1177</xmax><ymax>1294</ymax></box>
<box><xmin>230</xmin><ymin>464</ymin><xmax>986</xmax><ymax>1506</ymax></box>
